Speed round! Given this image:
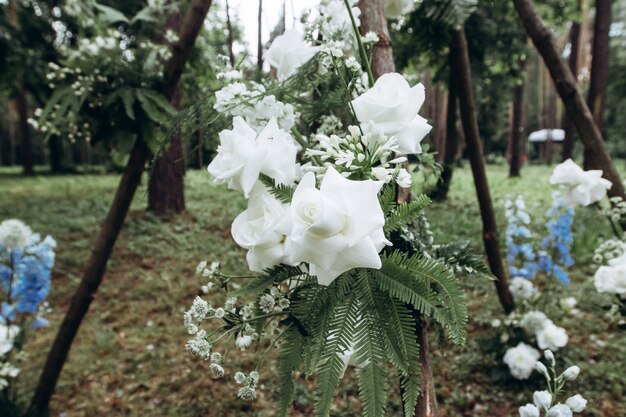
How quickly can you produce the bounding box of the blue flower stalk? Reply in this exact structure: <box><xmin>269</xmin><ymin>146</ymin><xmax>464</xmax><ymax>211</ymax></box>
<box><xmin>538</xmin><ymin>194</ymin><xmax>575</xmax><ymax>285</ymax></box>
<box><xmin>505</xmin><ymin>196</ymin><xmax>539</xmax><ymax>280</ymax></box>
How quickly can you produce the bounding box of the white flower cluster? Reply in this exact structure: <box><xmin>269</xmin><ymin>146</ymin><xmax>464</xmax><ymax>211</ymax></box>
<box><xmin>0</xmin><ymin>320</ymin><xmax>21</xmax><ymax>389</ymax></box>
<box><xmin>213</xmin><ymin>83</ymin><xmax>297</xmax><ymax>132</ymax></box>
<box><xmin>509</xmin><ymin>277</ymin><xmax>537</xmax><ymax>302</ymax></box>
<box><xmin>603</xmin><ymin>196</ymin><xmax>626</xmax><ymax>223</ymax></box>
<box><xmin>0</xmin><ymin>219</ymin><xmax>33</xmax><ymax>251</ymax></box>
<box><xmin>518</xmin><ymin>350</ymin><xmax>587</xmax><ymax>417</ymax></box>
<box><xmin>549</xmin><ymin>159</ymin><xmax>612</xmax><ymax>207</ymax></box>
<box><xmin>234</xmin><ymin>371</ymin><xmax>260</xmax><ymax>401</ymax></box>
<box><xmin>313</xmin><ymin>0</ymin><xmax>361</xmax><ymax>42</ymax></box>
<box><xmin>258</xmin><ymin>287</ymin><xmax>290</xmax><ymax>314</ymax></box>
<box><xmin>594</xmin><ymin>251</ymin><xmax>626</xmax><ymax>296</ymax></box>
<box><xmin>502</xmin><ymin>309</ymin><xmax>569</xmax><ymax>380</ymax></box>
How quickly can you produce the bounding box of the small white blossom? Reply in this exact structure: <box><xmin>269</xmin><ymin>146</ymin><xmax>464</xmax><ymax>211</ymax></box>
<box><xmin>533</xmin><ymin>390</ymin><xmax>553</xmax><ymax>410</ymax></box>
<box><xmin>565</xmin><ymin>394</ymin><xmax>586</xmax><ymax>412</ymax></box>
<box><xmin>258</xmin><ymin>294</ymin><xmax>276</xmax><ymax>313</ymax></box>
<box><xmin>504</xmin><ymin>342</ymin><xmax>541</xmax><ymax>380</ymax></box>
<box><xmin>237</xmin><ymin>386</ymin><xmax>257</xmax><ymax>401</ymax></box>
<box><xmin>235</xmin><ymin>335</ymin><xmax>253</xmax><ymax>350</ymax></box>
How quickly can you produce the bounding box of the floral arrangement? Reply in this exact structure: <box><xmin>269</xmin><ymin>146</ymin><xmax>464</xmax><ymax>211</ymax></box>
<box><xmin>517</xmin><ymin>349</ymin><xmax>587</xmax><ymax>417</ymax></box>
<box><xmin>500</xmin><ymin>159</ymin><xmax>613</xmax><ymax>380</ymax></box>
<box><xmin>182</xmin><ymin>2</ymin><xmax>486</xmax><ymax>416</ymax></box>
<box><xmin>0</xmin><ymin>219</ymin><xmax>56</xmax><ymax>397</ymax></box>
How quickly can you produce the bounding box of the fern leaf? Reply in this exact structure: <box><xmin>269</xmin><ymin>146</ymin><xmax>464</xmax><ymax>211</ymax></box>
<box><xmin>384</xmin><ymin>195</ymin><xmax>431</xmax><ymax>233</ymax></box>
<box><xmin>259</xmin><ymin>173</ymin><xmax>295</xmax><ymax>204</ymax></box>
<box><xmin>277</xmin><ymin>325</ymin><xmax>304</xmax><ymax>417</ymax></box>
<box><xmin>231</xmin><ymin>265</ymin><xmax>307</xmax><ymax>296</ymax></box>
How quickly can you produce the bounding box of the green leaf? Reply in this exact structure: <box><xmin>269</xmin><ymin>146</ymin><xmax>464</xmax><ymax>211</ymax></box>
<box><xmin>94</xmin><ymin>3</ymin><xmax>129</xmax><ymax>24</ymax></box>
<box><xmin>379</xmin><ymin>182</ymin><xmax>398</xmax><ymax>216</ymax></box>
<box><xmin>130</xmin><ymin>6</ymin><xmax>159</xmax><ymax>25</ymax></box>
<box><xmin>137</xmin><ymin>89</ymin><xmax>176</xmax><ymax>124</ymax></box>
<box><xmin>384</xmin><ymin>194</ymin><xmax>432</xmax><ymax>233</ymax></box>
<box><xmin>277</xmin><ymin>325</ymin><xmax>304</xmax><ymax>417</ymax></box>
<box><xmin>119</xmin><ymin>88</ymin><xmax>136</xmax><ymax>120</ymax></box>
<box><xmin>259</xmin><ymin>173</ymin><xmax>295</xmax><ymax>204</ymax></box>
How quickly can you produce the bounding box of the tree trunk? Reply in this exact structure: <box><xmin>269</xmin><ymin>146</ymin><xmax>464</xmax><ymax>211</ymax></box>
<box><xmin>16</xmin><ymin>87</ymin><xmax>34</xmax><ymax>175</ymax></box>
<box><xmin>358</xmin><ymin>0</ymin><xmax>395</xmax><ymax>79</ymax></box>
<box><xmin>509</xmin><ymin>58</ymin><xmax>527</xmax><ymax>177</ymax></box>
<box><xmin>49</xmin><ymin>135</ymin><xmax>67</xmax><ymax>173</ymax></box>
<box><xmin>358</xmin><ymin>1</ymin><xmax>439</xmax><ymax>415</ymax></box>
<box><xmin>430</xmin><ymin>47</ymin><xmax>459</xmax><ymax>201</ymax></box>
<box><xmin>225</xmin><ymin>0</ymin><xmax>235</xmax><ymax>67</ymax></box>
<box><xmin>257</xmin><ymin>0</ymin><xmax>263</xmax><ymax>74</ymax></box>
<box><xmin>148</xmin><ymin>9</ymin><xmax>186</xmax><ymax>215</ymax></box>
<box><xmin>29</xmin><ymin>1</ymin><xmax>213</xmax><ymax>413</ymax></box>
<box><xmin>512</xmin><ymin>0</ymin><xmax>625</xmax><ymax>200</ymax></box>
<box><xmin>452</xmin><ymin>28</ymin><xmax>516</xmax><ymax>314</ymax></box>
<box><xmin>584</xmin><ymin>0</ymin><xmax>611</xmax><ymax>168</ymax></box>
<box><xmin>561</xmin><ymin>0</ymin><xmax>583</xmax><ymax>161</ymax></box>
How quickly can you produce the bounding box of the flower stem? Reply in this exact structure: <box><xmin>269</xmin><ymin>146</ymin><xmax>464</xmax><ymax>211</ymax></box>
<box><xmin>343</xmin><ymin>0</ymin><xmax>374</xmax><ymax>86</ymax></box>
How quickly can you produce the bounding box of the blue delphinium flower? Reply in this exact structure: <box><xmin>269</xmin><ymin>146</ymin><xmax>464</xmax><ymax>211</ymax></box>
<box><xmin>504</xmin><ymin>196</ymin><xmax>539</xmax><ymax>280</ymax></box>
<box><xmin>538</xmin><ymin>194</ymin><xmax>574</xmax><ymax>284</ymax></box>
<box><xmin>0</xmin><ymin>220</ymin><xmax>56</xmax><ymax>327</ymax></box>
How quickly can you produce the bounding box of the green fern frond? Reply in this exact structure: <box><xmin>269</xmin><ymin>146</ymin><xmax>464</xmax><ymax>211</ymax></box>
<box><xmin>353</xmin><ymin>309</ymin><xmax>389</xmax><ymax>417</ymax></box>
<box><xmin>315</xmin><ymin>286</ymin><xmax>360</xmax><ymax>417</ymax></box>
<box><xmin>432</xmin><ymin>241</ymin><xmax>494</xmax><ymax>279</ymax></box>
<box><xmin>277</xmin><ymin>325</ymin><xmax>304</xmax><ymax>417</ymax></box>
<box><xmin>379</xmin><ymin>182</ymin><xmax>398</xmax><ymax>216</ymax></box>
<box><xmin>231</xmin><ymin>265</ymin><xmax>307</xmax><ymax>296</ymax></box>
<box><xmin>384</xmin><ymin>195</ymin><xmax>432</xmax><ymax>234</ymax></box>
<box><xmin>258</xmin><ymin>174</ymin><xmax>296</xmax><ymax>204</ymax></box>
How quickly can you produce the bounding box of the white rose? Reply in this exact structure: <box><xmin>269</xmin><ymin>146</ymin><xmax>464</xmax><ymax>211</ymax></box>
<box><xmin>594</xmin><ymin>263</ymin><xmax>626</xmax><ymax>295</ymax></box>
<box><xmin>549</xmin><ymin>159</ymin><xmax>612</xmax><ymax>207</ymax></box>
<box><xmin>536</xmin><ymin>323</ymin><xmax>568</xmax><ymax>351</ymax></box>
<box><xmin>503</xmin><ymin>342</ymin><xmax>541</xmax><ymax>380</ymax></box>
<box><xmin>266</xmin><ymin>29</ymin><xmax>318</xmax><ymax>81</ymax></box>
<box><xmin>207</xmin><ymin>117</ymin><xmax>298</xmax><ymax>197</ymax></box>
<box><xmin>565</xmin><ymin>394</ymin><xmax>587</xmax><ymax>413</ymax></box>
<box><xmin>519</xmin><ymin>404</ymin><xmax>540</xmax><ymax>417</ymax></box>
<box><xmin>384</xmin><ymin>0</ymin><xmax>415</xmax><ymax>19</ymax></box>
<box><xmin>281</xmin><ymin>167</ymin><xmax>391</xmax><ymax>285</ymax></box>
<box><xmin>509</xmin><ymin>277</ymin><xmax>536</xmax><ymax>301</ymax></box>
<box><xmin>547</xmin><ymin>404</ymin><xmax>573</xmax><ymax>417</ymax></box>
<box><xmin>0</xmin><ymin>322</ymin><xmax>20</xmax><ymax>356</ymax></box>
<box><xmin>231</xmin><ymin>186</ymin><xmax>289</xmax><ymax>273</ymax></box>
<box><xmin>533</xmin><ymin>390</ymin><xmax>553</xmax><ymax>410</ymax></box>
<box><xmin>351</xmin><ymin>73</ymin><xmax>432</xmax><ymax>155</ymax></box>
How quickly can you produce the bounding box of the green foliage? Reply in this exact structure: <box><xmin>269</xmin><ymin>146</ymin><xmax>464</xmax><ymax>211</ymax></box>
<box><xmin>258</xmin><ymin>174</ymin><xmax>296</xmax><ymax>204</ymax></box>
<box><xmin>383</xmin><ymin>195</ymin><xmax>432</xmax><ymax>234</ymax></box>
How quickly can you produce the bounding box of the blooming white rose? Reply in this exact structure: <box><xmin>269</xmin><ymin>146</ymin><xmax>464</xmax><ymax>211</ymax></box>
<box><xmin>547</xmin><ymin>404</ymin><xmax>573</xmax><ymax>417</ymax></box>
<box><xmin>519</xmin><ymin>404</ymin><xmax>540</xmax><ymax>417</ymax></box>
<box><xmin>0</xmin><ymin>219</ymin><xmax>33</xmax><ymax>251</ymax></box>
<box><xmin>231</xmin><ymin>186</ymin><xmax>289</xmax><ymax>273</ymax></box>
<box><xmin>565</xmin><ymin>394</ymin><xmax>587</xmax><ymax>413</ymax></box>
<box><xmin>351</xmin><ymin>73</ymin><xmax>432</xmax><ymax>155</ymax></box>
<box><xmin>533</xmin><ymin>390</ymin><xmax>553</xmax><ymax>410</ymax></box>
<box><xmin>0</xmin><ymin>321</ymin><xmax>20</xmax><ymax>356</ymax></box>
<box><xmin>521</xmin><ymin>311</ymin><xmax>551</xmax><ymax>334</ymax></box>
<box><xmin>503</xmin><ymin>342</ymin><xmax>541</xmax><ymax>380</ymax></box>
<box><xmin>207</xmin><ymin>117</ymin><xmax>298</xmax><ymax>197</ymax></box>
<box><xmin>384</xmin><ymin>0</ymin><xmax>415</xmax><ymax>19</ymax></box>
<box><xmin>549</xmin><ymin>159</ymin><xmax>612</xmax><ymax>207</ymax></box>
<box><xmin>594</xmin><ymin>263</ymin><xmax>626</xmax><ymax>295</ymax></box>
<box><xmin>266</xmin><ymin>29</ymin><xmax>319</xmax><ymax>81</ymax></box>
<box><xmin>536</xmin><ymin>323</ymin><xmax>568</xmax><ymax>351</ymax></box>
<box><xmin>280</xmin><ymin>167</ymin><xmax>390</xmax><ymax>285</ymax></box>
<box><xmin>509</xmin><ymin>277</ymin><xmax>536</xmax><ymax>301</ymax></box>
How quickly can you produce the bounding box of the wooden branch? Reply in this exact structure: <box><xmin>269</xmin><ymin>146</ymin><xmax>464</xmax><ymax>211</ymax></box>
<box><xmin>512</xmin><ymin>0</ymin><xmax>625</xmax><ymax>199</ymax></box>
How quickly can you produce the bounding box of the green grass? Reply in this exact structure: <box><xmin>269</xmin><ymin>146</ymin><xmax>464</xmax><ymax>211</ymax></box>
<box><xmin>0</xmin><ymin>163</ymin><xmax>624</xmax><ymax>417</ymax></box>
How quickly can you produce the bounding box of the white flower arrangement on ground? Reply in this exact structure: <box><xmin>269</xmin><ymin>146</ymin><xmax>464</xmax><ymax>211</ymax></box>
<box><xmin>549</xmin><ymin>159</ymin><xmax>611</xmax><ymax>208</ymax></box>
<box><xmin>517</xmin><ymin>350</ymin><xmax>587</xmax><ymax>417</ymax></box>
<box><xmin>181</xmin><ymin>2</ymin><xmax>486</xmax><ymax>415</ymax></box>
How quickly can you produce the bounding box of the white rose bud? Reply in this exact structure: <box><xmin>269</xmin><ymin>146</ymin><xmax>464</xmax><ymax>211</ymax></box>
<box><xmin>535</xmin><ymin>361</ymin><xmax>551</xmax><ymax>380</ymax></box>
<box><xmin>560</xmin><ymin>365</ymin><xmax>580</xmax><ymax>381</ymax></box>
<box><xmin>544</xmin><ymin>349</ymin><xmax>555</xmax><ymax>365</ymax></box>
<box><xmin>519</xmin><ymin>404</ymin><xmax>540</xmax><ymax>417</ymax></box>
<box><xmin>565</xmin><ymin>394</ymin><xmax>587</xmax><ymax>413</ymax></box>
<box><xmin>533</xmin><ymin>390</ymin><xmax>553</xmax><ymax>410</ymax></box>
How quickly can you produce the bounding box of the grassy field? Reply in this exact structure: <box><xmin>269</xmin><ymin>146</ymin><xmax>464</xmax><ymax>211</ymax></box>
<box><xmin>1</xmin><ymin>163</ymin><xmax>624</xmax><ymax>417</ymax></box>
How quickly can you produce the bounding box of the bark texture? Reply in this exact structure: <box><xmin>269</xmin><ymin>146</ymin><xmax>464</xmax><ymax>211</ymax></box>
<box><xmin>509</xmin><ymin>58</ymin><xmax>527</xmax><ymax>177</ymax></box>
<box><xmin>148</xmin><ymin>9</ymin><xmax>185</xmax><ymax>215</ymax></box>
<box><xmin>452</xmin><ymin>28</ymin><xmax>516</xmax><ymax>314</ymax></box>
<box><xmin>358</xmin><ymin>0</ymin><xmax>395</xmax><ymax>79</ymax></box>
<box><xmin>512</xmin><ymin>0</ymin><xmax>625</xmax><ymax>200</ymax></box>
<box><xmin>561</xmin><ymin>0</ymin><xmax>583</xmax><ymax>161</ymax></box>
<box><xmin>29</xmin><ymin>1</ymin><xmax>213</xmax><ymax>412</ymax></box>
<box><xmin>16</xmin><ymin>87</ymin><xmax>34</xmax><ymax>175</ymax></box>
